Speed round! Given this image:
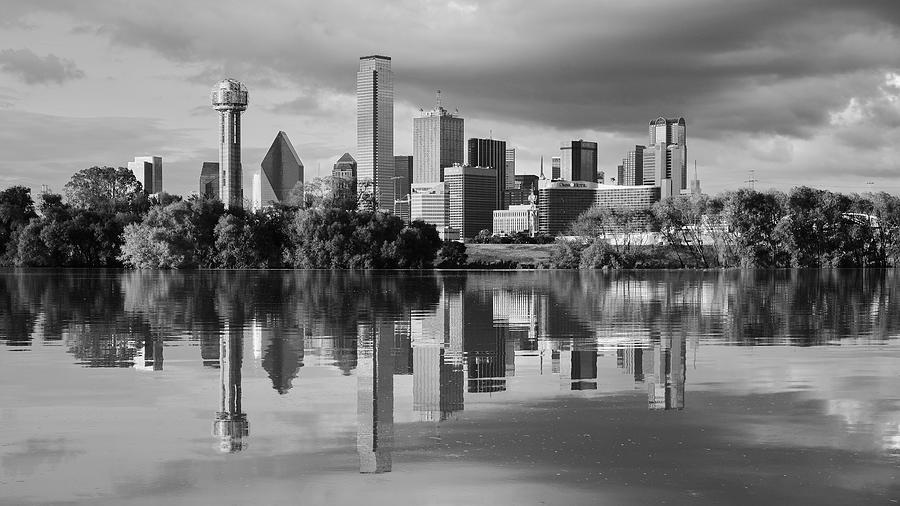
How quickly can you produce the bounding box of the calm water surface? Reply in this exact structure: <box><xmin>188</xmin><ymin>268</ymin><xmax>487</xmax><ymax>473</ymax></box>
<box><xmin>0</xmin><ymin>270</ymin><xmax>898</xmax><ymax>505</ymax></box>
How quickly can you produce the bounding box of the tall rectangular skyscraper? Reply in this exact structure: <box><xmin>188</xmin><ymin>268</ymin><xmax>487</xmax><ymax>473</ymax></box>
<box><xmin>393</xmin><ymin>155</ymin><xmax>413</xmax><ymax>199</ymax></box>
<box><xmin>505</xmin><ymin>148</ymin><xmax>516</xmax><ymax>189</ymax></box>
<box><xmin>413</xmin><ymin>102</ymin><xmax>463</xmax><ymax>183</ymax></box>
<box><xmin>647</xmin><ymin>117</ymin><xmax>687</xmax><ymax>197</ymax></box>
<box><xmin>445</xmin><ymin>165</ymin><xmax>498</xmax><ymax>239</ymax></box>
<box><xmin>620</xmin><ymin>145</ymin><xmax>645</xmax><ymax>186</ymax></box>
<box><xmin>560</xmin><ymin>140</ymin><xmax>598</xmax><ymax>182</ymax></box>
<box><xmin>551</xmin><ymin>156</ymin><xmax>561</xmax><ymax>180</ymax></box>
<box><xmin>357</xmin><ymin>55</ymin><xmax>394</xmax><ymax>209</ymax></box>
<box><xmin>467</xmin><ymin>138</ymin><xmax>507</xmax><ymax>209</ymax></box>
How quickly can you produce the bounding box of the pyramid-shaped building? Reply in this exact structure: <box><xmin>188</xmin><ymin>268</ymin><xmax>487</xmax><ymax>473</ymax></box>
<box><xmin>252</xmin><ymin>131</ymin><xmax>303</xmax><ymax>210</ymax></box>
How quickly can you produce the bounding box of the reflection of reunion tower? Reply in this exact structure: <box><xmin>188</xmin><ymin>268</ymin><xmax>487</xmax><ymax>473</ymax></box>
<box><xmin>213</xmin><ymin>326</ymin><xmax>249</xmax><ymax>452</ymax></box>
<box><xmin>211</xmin><ymin>79</ymin><xmax>249</xmax><ymax>208</ymax></box>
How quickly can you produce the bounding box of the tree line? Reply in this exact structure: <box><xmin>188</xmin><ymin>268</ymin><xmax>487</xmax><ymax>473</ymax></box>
<box><xmin>3</xmin><ymin>167</ymin><xmax>899</xmax><ymax>270</ymax></box>
<box><xmin>551</xmin><ymin>187</ymin><xmax>900</xmax><ymax>269</ymax></box>
<box><xmin>0</xmin><ymin>167</ymin><xmax>464</xmax><ymax>269</ymax></box>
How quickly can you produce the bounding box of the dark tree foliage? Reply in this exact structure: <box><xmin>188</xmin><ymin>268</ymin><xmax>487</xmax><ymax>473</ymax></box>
<box><xmin>285</xmin><ymin>209</ymin><xmax>441</xmax><ymax>269</ymax></box>
<box><xmin>726</xmin><ymin>189</ymin><xmax>790</xmax><ymax>268</ymax></box>
<box><xmin>14</xmin><ymin>192</ymin><xmax>138</xmax><ymax>267</ymax></box>
<box><xmin>213</xmin><ymin>207</ymin><xmax>292</xmax><ymax>268</ymax></box>
<box><xmin>0</xmin><ymin>185</ymin><xmax>37</xmax><ymax>265</ymax></box>
<box><xmin>435</xmin><ymin>240</ymin><xmax>468</xmax><ymax>268</ymax></box>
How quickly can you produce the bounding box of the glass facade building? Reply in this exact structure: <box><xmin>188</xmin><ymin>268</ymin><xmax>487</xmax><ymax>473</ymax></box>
<box><xmin>467</xmin><ymin>138</ymin><xmax>507</xmax><ymax>209</ymax></box>
<box><xmin>252</xmin><ymin>131</ymin><xmax>303</xmax><ymax>210</ymax></box>
<box><xmin>560</xmin><ymin>140</ymin><xmax>598</xmax><ymax>182</ymax></box>
<box><xmin>537</xmin><ymin>180</ymin><xmax>661</xmax><ymax>236</ymax></box>
<box><xmin>413</xmin><ymin>106</ymin><xmax>463</xmax><ymax>183</ymax></box>
<box><xmin>445</xmin><ymin>165</ymin><xmax>498</xmax><ymax>239</ymax></box>
<box><xmin>357</xmin><ymin>56</ymin><xmax>394</xmax><ymax>209</ymax></box>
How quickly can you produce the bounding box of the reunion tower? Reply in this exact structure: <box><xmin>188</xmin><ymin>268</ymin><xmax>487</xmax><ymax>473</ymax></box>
<box><xmin>211</xmin><ymin>79</ymin><xmax>248</xmax><ymax>208</ymax></box>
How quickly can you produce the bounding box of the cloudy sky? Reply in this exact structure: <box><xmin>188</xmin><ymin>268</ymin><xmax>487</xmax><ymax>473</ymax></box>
<box><xmin>1</xmin><ymin>0</ymin><xmax>899</xmax><ymax>197</ymax></box>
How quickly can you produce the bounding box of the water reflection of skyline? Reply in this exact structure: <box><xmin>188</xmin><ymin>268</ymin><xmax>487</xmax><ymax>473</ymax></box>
<box><xmin>2</xmin><ymin>270</ymin><xmax>900</xmax><ymax>463</ymax></box>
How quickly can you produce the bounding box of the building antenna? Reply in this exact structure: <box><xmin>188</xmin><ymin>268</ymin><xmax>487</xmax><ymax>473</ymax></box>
<box><xmin>436</xmin><ymin>89</ymin><xmax>441</xmax><ymax>109</ymax></box>
<box><xmin>746</xmin><ymin>169</ymin><xmax>758</xmax><ymax>190</ymax></box>
<box><xmin>540</xmin><ymin>156</ymin><xmax>545</xmax><ymax>179</ymax></box>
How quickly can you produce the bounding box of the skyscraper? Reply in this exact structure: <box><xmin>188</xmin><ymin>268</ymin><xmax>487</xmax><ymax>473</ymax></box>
<box><xmin>357</xmin><ymin>55</ymin><xmax>394</xmax><ymax>209</ymax></box>
<box><xmin>467</xmin><ymin>138</ymin><xmax>506</xmax><ymax>209</ymax></box>
<box><xmin>646</xmin><ymin>117</ymin><xmax>687</xmax><ymax>198</ymax></box>
<box><xmin>200</xmin><ymin>162</ymin><xmax>219</xmax><ymax>199</ymax></box>
<box><xmin>620</xmin><ymin>145</ymin><xmax>646</xmax><ymax>186</ymax></box>
<box><xmin>127</xmin><ymin>156</ymin><xmax>162</xmax><ymax>194</ymax></box>
<box><xmin>393</xmin><ymin>155</ymin><xmax>413</xmax><ymax>198</ymax></box>
<box><xmin>413</xmin><ymin>97</ymin><xmax>463</xmax><ymax>183</ymax></box>
<box><xmin>505</xmin><ymin>148</ymin><xmax>516</xmax><ymax>189</ymax></box>
<box><xmin>445</xmin><ymin>165</ymin><xmax>497</xmax><ymax>239</ymax></box>
<box><xmin>551</xmin><ymin>156</ymin><xmax>561</xmax><ymax>180</ymax></box>
<box><xmin>252</xmin><ymin>131</ymin><xmax>303</xmax><ymax>210</ymax></box>
<box><xmin>211</xmin><ymin>79</ymin><xmax>248</xmax><ymax>209</ymax></box>
<box><xmin>560</xmin><ymin>140</ymin><xmax>598</xmax><ymax>182</ymax></box>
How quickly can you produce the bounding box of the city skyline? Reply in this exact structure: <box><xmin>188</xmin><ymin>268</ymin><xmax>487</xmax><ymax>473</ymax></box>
<box><xmin>0</xmin><ymin>2</ymin><xmax>899</xmax><ymax>198</ymax></box>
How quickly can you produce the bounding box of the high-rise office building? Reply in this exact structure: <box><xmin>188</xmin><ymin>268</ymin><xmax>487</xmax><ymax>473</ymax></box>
<box><xmin>393</xmin><ymin>155</ymin><xmax>413</xmax><ymax>199</ymax></box>
<box><xmin>646</xmin><ymin>117</ymin><xmax>687</xmax><ymax>198</ymax></box>
<box><xmin>467</xmin><ymin>138</ymin><xmax>506</xmax><ymax>209</ymax></box>
<box><xmin>620</xmin><ymin>145</ymin><xmax>646</xmax><ymax>186</ymax></box>
<box><xmin>200</xmin><ymin>162</ymin><xmax>219</xmax><ymax>199</ymax></box>
<box><xmin>505</xmin><ymin>148</ymin><xmax>516</xmax><ymax>189</ymax></box>
<box><xmin>127</xmin><ymin>156</ymin><xmax>162</xmax><ymax>194</ymax></box>
<box><xmin>410</xmin><ymin>182</ymin><xmax>456</xmax><ymax>239</ymax></box>
<box><xmin>413</xmin><ymin>98</ymin><xmax>463</xmax><ymax>183</ymax></box>
<box><xmin>252</xmin><ymin>131</ymin><xmax>303</xmax><ymax>211</ymax></box>
<box><xmin>551</xmin><ymin>156</ymin><xmax>561</xmax><ymax>180</ymax></box>
<box><xmin>560</xmin><ymin>140</ymin><xmax>598</xmax><ymax>182</ymax></box>
<box><xmin>333</xmin><ymin>152</ymin><xmax>358</xmax><ymax>180</ymax></box>
<box><xmin>211</xmin><ymin>79</ymin><xmax>249</xmax><ymax>208</ymax></box>
<box><xmin>445</xmin><ymin>165</ymin><xmax>497</xmax><ymax>239</ymax></box>
<box><xmin>357</xmin><ymin>55</ymin><xmax>394</xmax><ymax>209</ymax></box>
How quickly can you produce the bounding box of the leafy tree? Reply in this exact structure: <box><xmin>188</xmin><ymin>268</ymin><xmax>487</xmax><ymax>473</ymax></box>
<box><xmin>0</xmin><ymin>186</ymin><xmax>37</xmax><ymax>265</ymax></box>
<box><xmin>783</xmin><ymin>187</ymin><xmax>851</xmax><ymax>267</ymax></box>
<box><xmin>213</xmin><ymin>207</ymin><xmax>291</xmax><ymax>268</ymax></box>
<box><xmin>119</xmin><ymin>201</ymin><xmax>198</xmax><ymax>268</ymax></box>
<box><xmin>382</xmin><ymin>220</ymin><xmax>441</xmax><ymax>268</ymax></box>
<box><xmin>474</xmin><ymin>229</ymin><xmax>492</xmax><ymax>244</ymax></box>
<box><xmin>435</xmin><ymin>240</ymin><xmax>468</xmax><ymax>268</ymax></box>
<box><xmin>549</xmin><ymin>239</ymin><xmax>585</xmax><ymax>269</ymax></box>
<box><xmin>64</xmin><ymin>166</ymin><xmax>143</xmax><ymax>210</ymax></box>
<box><xmin>725</xmin><ymin>189</ymin><xmax>790</xmax><ymax>267</ymax></box>
<box><xmin>286</xmin><ymin>208</ymin><xmax>440</xmax><ymax>269</ymax></box>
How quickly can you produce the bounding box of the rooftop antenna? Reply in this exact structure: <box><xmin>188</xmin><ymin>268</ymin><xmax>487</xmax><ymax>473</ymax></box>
<box><xmin>436</xmin><ymin>89</ymin><xmax>441</xmax><ymax>109</ymax></box>
<box><xmin>745</xmin><ymin>169</ymin><xmax>758</xmax><ymax>190</ymax></box>
<box><xmin>540</xmin><ymin>156</ymin><xmax>545</xmax><ymax>179</ymax></box>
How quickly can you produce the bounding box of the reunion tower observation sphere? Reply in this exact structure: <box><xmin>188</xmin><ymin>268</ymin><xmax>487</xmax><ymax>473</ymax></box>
<box><xmin>211</xmin><ymin>79</ymin><xmax>248</xmax><ymax>208</ymax></box>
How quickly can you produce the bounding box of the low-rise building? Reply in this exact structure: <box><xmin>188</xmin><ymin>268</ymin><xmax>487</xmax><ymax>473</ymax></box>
<box><xmin>493</xmin><ymin>204</ymin><xmax>538</xmax><ymax>236</ymax></box>
<box><xmin>537</xmin><ymin>180</ymin><xmax>661</xmax><ymax>236</ymax></box>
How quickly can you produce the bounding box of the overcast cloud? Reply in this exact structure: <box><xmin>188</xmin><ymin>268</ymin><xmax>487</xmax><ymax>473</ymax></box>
<box><xmin>0</xmin><ymin>0</ymin><xmax>898</xmax><ymax>196</ymax></box>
